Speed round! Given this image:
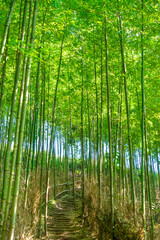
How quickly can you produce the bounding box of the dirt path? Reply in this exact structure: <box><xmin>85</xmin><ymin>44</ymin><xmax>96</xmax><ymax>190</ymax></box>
<box><xmin>46</xmin><ymin>193</ymin><xmax>95</xmax><ymax>240</ymax></box>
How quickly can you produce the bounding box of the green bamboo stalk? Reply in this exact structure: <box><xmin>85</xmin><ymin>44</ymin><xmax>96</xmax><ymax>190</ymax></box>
<box><xmin>117</xmin><ymin>10</ymin><xmax>136</xmax><ymax>217</ymax></box>
<box><xmin>113</xmin><ymin>119</ymin><xmax>118</xmax><ymax>198</ymax></box>
<box><xmin>39</xmin><ymin>63</ymin><xmax>45</xmax><ymax>237</ymax></box>
<box><xmin>141</xmin><ymin>0</ymin><xmax>146</xmax><ymax>234</ymax></box>
<box><xmin>123</xmin><ymin>149</ymin><xmax>129</xmax><ymax>202</ymax></box>
<box><xmin>69</xmin><ymin>97</ymin><xmax>76</xmax><ymax>209</ymax></box>
<box><xmin>0</xmin><ymin>115</ymin><xmax>6</xmax><ymax>197</ymax></box>
<box><xmin>144</xmin><ymin>130</ymin><xmax>154</xmax><ymax>239</ymax></box>
<box><xmin>0</xmin><ymin>35</ymin><xmax>9</xmax><ymax>195</ymax></box>
<box><xmin>65</xmin><ymin>128</ymin><xmax>69</xmax><ymax>186</ymax></box>
<box><xmin>24</xmin><ymin>111</ymin><xmax>36</xmax><ymax>207</ymax></box>
<box><xmin>1</xmin><ymin>8</ymin><xmax>33</xmax><ymax>232</ymax></box>
<box><xmin>99</xmin><ymin>35</ymin><xmax>103</xmax><ymax>208</ymax></box>
<box><xmin>36</xmin><ymin>82</ymin><xmax>42</xmax><ymax>171</ymax></box>
<box><xmin>8</xmin><ymin>1</ymin><xmax>38</xmax><ymax>239</ymax></box>
<box><xmin>46</xmin><ymin>66</ymin><xmax>50</xmax><ymax>168</ymax></box>
<box><xmin>104</xmin><ymin>16</ymin><xmax>114</xmax><ymax>239</ymax></box>
<box><xmin>94</xmin><ymin>44</ymin><xmax>99</xmax><ymax>186</ymax></box>
<box><xmin>0</xmin><ymin>31</ymin><xmax>9</xmax><ymax>133</ymax></box>
<box><xmin>122</xmin><ymin>143</ymin><xmax>125</xmax><ymax>201</ymax></box>
<box><xmin>156</xmin><ymin>149</ymin><xmax>160</xmax><ymax>190</ymax></box>
<box><xmin>0</xmin><ymin>0</ymin><xmax>17</xmax><ymax>68</ymax></box>
<box><xmin>119</xmin><ymin>81</ymin><xmax>123</xmax><ymax>199</ymax></box>
<box><xmin>150</xmin><ymin>153</ymin><xmax>156</xmax><ymax>206</ymax></box>
<box><xmin>85</xmin><ymin>130</ymin><xmax>88</xmax><ymax>179</ymax></box>
<box><xmin>0</xmin><ymin>0</ymin><xmax>28</xmax><ymax>232</ymax></box>
<box><xmin>102</xmin><ymin>141</ymin><xmax>105</xmax><ymax>180</ymax></box>
<box><xmin>87</xmin><ymin>89</ymin><xmax>92</xmax><ymax>182</ymax></box>
<box><xmin>38</xmin><ymin>94</ymin><xmax>43</xmax><ymax>238</ymax></box>
<box><xmin>93</xmin><ymin>111</ymin><xmax>96</xmax><ymax>178</ymax></box>
<box><xmin>81</xmin><ymin>57</ymin><xmax>85</xmax><ymax>217</ymax></box>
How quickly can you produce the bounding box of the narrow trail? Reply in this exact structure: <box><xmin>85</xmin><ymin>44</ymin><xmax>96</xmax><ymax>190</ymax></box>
<box><xmin>46</xmin><ymin>193</ymin><xmax>95</xmax><ymax>240</ymax></box>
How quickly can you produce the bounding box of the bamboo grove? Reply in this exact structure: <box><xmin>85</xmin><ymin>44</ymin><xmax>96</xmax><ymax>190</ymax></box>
<box><xmin>0</xmin><ymin>0</ymin><xmax>160</xmax><ymax>239</ymax></box>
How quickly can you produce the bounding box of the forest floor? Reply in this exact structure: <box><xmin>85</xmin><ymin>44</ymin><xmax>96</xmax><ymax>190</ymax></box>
<box><xmin>44</xmin><ymin>192</ymin><xmax>96</xmax><ymax>240</ymax></box>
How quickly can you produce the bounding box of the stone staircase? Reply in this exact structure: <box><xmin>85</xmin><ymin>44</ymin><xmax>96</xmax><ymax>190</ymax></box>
<box><xmin>46</xmin><ymin>194</ymin><xmax>94</xmax><ymax>240</ymax></box>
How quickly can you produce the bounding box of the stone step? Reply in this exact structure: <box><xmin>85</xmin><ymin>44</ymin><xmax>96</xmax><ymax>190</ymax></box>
<box><xmin>46</xmin><ymin>195</ymin><xmax>93</xmax><ymax>240</ymax></box>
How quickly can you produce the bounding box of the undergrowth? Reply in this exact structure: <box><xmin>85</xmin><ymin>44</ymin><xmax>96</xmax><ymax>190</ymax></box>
<box><xmin>4</xmin><ymin>172</ymin><xmax>160</xmax><ymax>239</ymax></box>
<box><xmin>13</xmin><ymin>170</ymin><xmax>66</xmax><ymax>239</ymax></box>
<box><xmin>84</xmin><ymin>177</ymin><xmax>160</xmax><ymax>240</ymax></box>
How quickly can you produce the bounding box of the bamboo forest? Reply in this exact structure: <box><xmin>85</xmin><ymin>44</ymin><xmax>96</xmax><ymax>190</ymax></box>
<box><xmin>0</xmin><ymin>0</ymin><xmax>160</xmax><ymax>239</ymax></box>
